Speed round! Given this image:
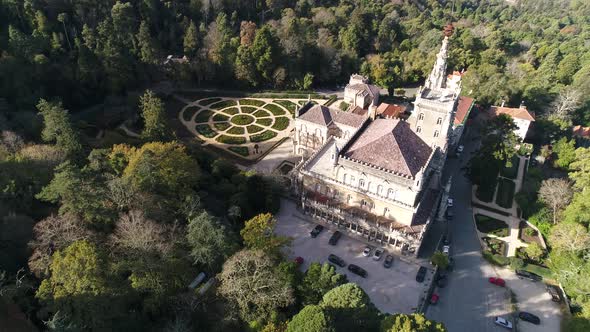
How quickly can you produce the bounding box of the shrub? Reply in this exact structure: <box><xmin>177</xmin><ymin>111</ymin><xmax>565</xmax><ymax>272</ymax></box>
<box><xmin>475</xmin><ymin>214</ymin><xmax>509</xmax><ymax>237</ymax></box>
<box><xmin>228</xmin><ymin>146</ymin><xmax>249</xmax><ymax>157</ymax></box>
<box><xmin>264</xmin><ymin>104</ymin><xmax>286</xmax><ymax>115</ymax></box>
<box><xmin>524</xmin><ymin>228</ymin><xmax>537</xmax><ymax>237</ymax></box>
<box><xmin>496</xmin><ymin>178</ymin><xmax>515</xmax><ymax>208</ymax></box>
<box><xmin>247</xmin><ymin>125</ymin><xmax>264</xmax><ymax>134</ymax></box>
<box><xmin>214</xmin><ymin>122</ymin><xmax>231</xmax><ymax>131</ymax></box>
<box><xmin>239</xmin><ymin>99</ymin><xmax>265</xmax><ymax>107</ymax></box>
<box><xmin>216</xmin><ymin>135</ymin><xmax>246</xmax><ymax>145</ymax></box>
<box><xmin>253</xmin><ymin>110</ymin><xmax>271</xmax><ymax>117</ymax></box>
<box><xmin>196</xmin><ymin>125</ymin><xmax>216</xmax><ymax>138</ymax></box>
<box><xmin>198</xmin><ymin>97</ymin><xmax>221</xmax><ymax>106</ymax></box>
<box><xmin>221</xmin><ymin>107</ymin><xmax>239</xmax><ymax>115</ymax></box>
<box><xmin>230</xmin><ymin>114</ymin><xmax>254</xmax><ymax>125</ymax></box>
<box><xmin>256</xmin><ymin>118</ymin><xmax>272</xmax><ymax>126</ymax></box>
<box><xmin>483</xmin><ymin>251</ymin><xmax>509</xmax><ymax>266</ymax></box>
<box><xmin>271</xmin><ymin>117</ymin><xmax>290</xmax><ymax>131</ymax></box>
<box><xmin>182</xmin><ymin>106</ymin><xmax>200</xmax><ymax>121</ymax></box>
<box><xmin>509</xmin><ymin>257</ymin><xmax>525</xmax><ymax>269</ymax></box>
<box><xmin>210</xmin><ymin>100</ymin><xmax>237</xmax><ymax>109</ymax></box>
<box><xmin>195</xmin><ymin>110</ymin><xmax>213</xmax><ymax>123</ymax></box>
<box><xmin>227</xmin><ymin>126</ymin><xmax>245</xmax><ymax>135</ymax></box>
<box><xmin>339</xmin><ymin>101</ymin><xmax>350</xmax><ymax>111</ymax></box>
<box><xmin>213</xmin><ymin>113</ymin><xmax>229</xmax><ymax>122</ymax></box>
<box><xmin>500</xmin><ymin>155</ymin><xmax>520</xmax><ymax>179</ymax></box>
<box><xmin>250</xmin><ymin>130</ymin><xmax>277</xmax><ymax>143</ymax></box>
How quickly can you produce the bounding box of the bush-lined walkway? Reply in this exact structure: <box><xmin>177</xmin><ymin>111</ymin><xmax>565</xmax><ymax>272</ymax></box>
<box><xmin>177</xmin><ymin>96</ymin><xmax>326</xmax><ymax>159</ymax></box>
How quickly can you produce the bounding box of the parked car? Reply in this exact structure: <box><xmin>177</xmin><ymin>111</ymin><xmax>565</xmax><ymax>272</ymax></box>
<box><xmin>362</xmin><ymin>246</ymin><xmax>372</xmax><ymax>257</ymax></box>
<box><xmin>348</xmin><ymin>264</ymin><xmax>367</xmax><ymax>278</ymax></box>
<box><xmin>546</xmin><ymin>285</ymin><xmax>561</xmax><ymax>302</ymax></box>
<box><xmin>494</xmin><ymin>316</ymin><xmax>513</xmax><ymax>329</ymax></box>
<box><xmin>430</xmin><ymin>293</ymin><xmax>439</xmax><ymax>304</ymax></box>
<box><xmin>442</xmin><ymin>245</ymin><xmax>450</xmax><ymax>255</ymax></box>
<box><xmin>383</xmin><ymin>255</ymin><xmax>394</xmax><ymax>268</ymax></box>
<box><xmin>447</xmin><ymin>198</ymin><xmax>454</xmax><ymax>207</ymax></box>
<box><xmin>518</xmin><ymin>312</ymin><xmax>541</xmax><ymax>325</ymax></box>
<box><xmin>328</xmin><ymin>231</ymin><xmax>342</xmax><ymax>245</ymax></box>
<box><xmin>373</xmin><ymin>248</ymin><xmax>384</xmax><ymax>261</ymax></box>
<box><xmin>416</xmin><ymin>266</ymin><xmax>427</xmax><ymax>282</ymax></box>
<box><xmin>328</xmin><ymin>254</ymin><xmax>346</xmax><ymax>268</ymax></box>
<box><xmin>310</xmin><ymin>224</ymin><xmax>324</xmax><ymax>238</ymax></box>
<box><xmin>294</xmin><ymin>256</ymin><xmax>304</xmax><ymax>265</ymax></box>
<box><xmin>489</xmin><ymin>277</ymin><xmax>506</xmax><ymax>287</ymax></box>
<box><xmin>516</xmin><ymin>269</ymin><xmax>542</xmax><ymax>282</ymax></box>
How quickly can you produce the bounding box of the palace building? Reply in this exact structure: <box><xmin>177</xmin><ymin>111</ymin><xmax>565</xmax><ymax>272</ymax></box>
<box><xmin>291</xmin><ymin>34</ymin><xmax>461</xmax><ymax>255</ymax></box>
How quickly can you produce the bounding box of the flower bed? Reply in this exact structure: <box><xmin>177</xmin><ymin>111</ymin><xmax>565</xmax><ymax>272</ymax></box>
<box><xmin>195</xmin><ymin>110</ymin><xmax>213</xmax><ymax>123</ymax></box>
<box><xmin>240</xmin><ymin>99</ymin><xmax>265</xmax><ymax>107</ymax></box>
<box><xmin>271</xmin><ymin>117</ymin><xmax>290</xmax><ymax>131</ymax></box>
<box><xmin>196</xmin><ymin>124</ymin><xmax>216</xmax><ymax>138</ymax></box>
<box><xmin>212</xmin><ymin>114</ymin><xmax>229</xmax><ymax>122</ymax></box>
<box><xmin>256</xmin><ymin>118</ymin><xmax>272</xmax><ymax>126</ymax></box>
<box><xmin>495</xmin><ymin>178</ymin><xmax>515</xmax><ymax>209</ymax></box>
<box><xmin>475</xmin><ymin>214</ymin><xmax>509</xmax><ymax>237</ymax></box>
<box><xmin>482</xmin><ymin>237</ymin><xmax>507</xmax><ymax>256</ymax></box>
<box><xmin>241</xmin><ymin>106</ymin><xmax>258</xmax><ymax>113</ymax></box>
<box><xmin>210</xmin><ymin>100</ymin><xmax>237</xmax><ymax>109</ymax></box>
<box><xmin>273</xmin><ymin>100</ymin><xmax>298</xmax><ymax>113</ymax></box>
<box><xmin>500</xmin><ymin>155</ymin><xmax>520</xmax><ymax>179</ymax></box>
<box><xmin>228</xmin><ymin>146</ymin><xmax>249</xmax><ymax>156</ymax></box>
<box><xmin>221</xmin><ymin>107</ymin><xmax>239</xmax><ymax>115</ymax></box>
<box><xmin>214</xmin><ymin>122</ymin><xmax>231</xmax><ymax>131</ymax></box>
<box><xmin>227</xmin><ymin>126</ymin><xmax>245</xmax><ymax>135</ymax></box>
<box><xmin>216</xmin><ymin>135</ymin><xmax>246</xmax><ymax>145</ymax></box>
<box><xmin>264</xmin><ymin>103</ymin><xmax>286</xmax><ymax>115</ymax></box>
<box><xmin>183</xmin><ymin>106</ymin><xmax>200</xmax><ymax>121</ymax></box>
<box><xmin>230</xmin><ymin>114</ymin><xmax>255</xmax><ymax>125</ymax></box>
<box><xmin>247</xmin><ymin>125</ymin><xmax>264</xmax><ymax>134</ymax></box>
<box><xmin>250</xmin><ymin>130</ymin><xmax>277</xmax><ymax>143</ymax></box>
<box><xmin>199</xmin><ymin>97</ymin><xmax>221</xmax><ymax>106</ymax></box>
<box><xmin>253</xmin><ymin>109</ymin><xmax>271</xmax><ymax>117</ymax></box>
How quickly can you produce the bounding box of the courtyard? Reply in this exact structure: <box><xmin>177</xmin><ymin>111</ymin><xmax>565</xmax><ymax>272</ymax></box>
<box><xmin>178</xmin><ymin>96</ymin><xmax>326</xmax><ymax>159</ymax></box>
<box><xmin>275</xmin><ymin>199</ymin><xmax>434</xmax><ymax>314</ymax></box>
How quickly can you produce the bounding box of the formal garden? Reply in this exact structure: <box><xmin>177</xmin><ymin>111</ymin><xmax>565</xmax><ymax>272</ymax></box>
<box><xmin>475</xmin><ymin>214</ymin><xmax>509</xmax><ymax>237</ymax></box>
<box><xmin>179</xmin><ymin>97</ymin><xmax>325</xmax><ymax>159</ymax></box>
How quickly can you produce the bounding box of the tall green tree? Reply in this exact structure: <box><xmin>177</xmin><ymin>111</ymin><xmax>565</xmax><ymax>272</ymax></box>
<box><xmin>287</xmin><ymin>305</ymin><xmax>334</xmax><ymax>332</ymax></box>
<box><xmin>136</xmin><ymin>20</ymin><xmax>158</xmax><ymax>65</ymax></box>
<box><xmin>240</xmin><ymin>213</ymin><xmax>290</xmax><ymax>256</ymax></box>
<box><xmin>37</xmin><ymin>99</ymin><xmax>83</xmax><ymax>157</ymax></box>
<box><xmin>380</xmin><ymin>313</ymin><xmax>447</xmax><ymax>332</ymax></box>
<box><xmin>186</xmin><ymin>211</ymin><xmax>236</xmax><ymax>270</ymax></box>
<box><xmin>184</xmin><ymin>20</ymin><xmax>200</xmax><ymax>58</ymax></box>
<box><xmin>320</xmin><ymin>283</ymin><xmax>380</xmax><ymax>331</ymax></box>
<box><xmin>139</xmin><ymin>90</ymin><xmax>171</xmax><ymax>142</ymax></box>
<box><xmin>298</xmin><ymin>263</ymin><xmax>346</xmax><ymax>305</ymax></box>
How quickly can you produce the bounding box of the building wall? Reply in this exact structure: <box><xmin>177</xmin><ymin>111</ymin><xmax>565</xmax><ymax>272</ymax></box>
<box><xmin>513</xmin><ymin>118</ymin><xmax>531</xmax><ymax>141</ymax></box>
<box><xmin>294</xmin><ymin>120</ymin><xmax>329</xmax><ymax>155</ymax></box>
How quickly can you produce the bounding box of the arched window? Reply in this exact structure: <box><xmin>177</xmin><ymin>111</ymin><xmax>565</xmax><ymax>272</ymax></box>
<box><xmin>377</xmin><ymin>185</ymin><xmax>383</xmax><ymax>196</ymax></box>
<box><xmin>350</xmin><ymin>175</ymin><xmax>355</xmax><ymax>185</ymax></box>
<box><xmin>388</xmin><ymin>188</ymin><xmax>395</xmax><ymax>199</ymax></box>
<box><xmin>416</xmin><ymin>126</ymin><xmax>422</xmax><ymax>133</ymax></box>
<box><xmin>436</xmin><ymin>117</ymin><xmax>442</xmax><ymax>125</ymax></box>
<box><xmin>343</xmin><ymin>173</ymin><xmax>348</xmax><ymax>183</ymax></box>
<box><xmin>434</xmin><ymin>130</ymin><xmax>440</xmax><ymax>138</ymax></box>
<box><xmin>418</xmin><ymin>113</ymin><xmax>424</xmax><ymax>120</ymax></box>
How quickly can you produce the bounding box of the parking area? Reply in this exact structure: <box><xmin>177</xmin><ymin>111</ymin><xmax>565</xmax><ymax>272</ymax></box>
<box><xmin>275</xmin><ymin>200</ymin><xmax>434</xmax><ymax>314</ymax></box>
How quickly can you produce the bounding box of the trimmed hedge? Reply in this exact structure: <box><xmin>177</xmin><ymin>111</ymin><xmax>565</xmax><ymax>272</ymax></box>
<box><xmin>256</xmin><ymin>118</ymin><xmax>272</xmax><ymax>126</ymax></box>
<box><xmin>182</xmin><ymin>106</ymin><xmax>200</xmax><ymax>121</ymax></box>
<box><xmin>221</xmin><ymin>107</ymin><xmax>239</xmax><ymax>115</ymax></box>
<box><xmin>253</xmin><ymin>109</ymin><xmax>271</xmax><ymax>117</ymax></box>
<box><xmin>195</xmin><ymin>110</ymin><xmax>213</xmax><ymax>123</ymax></box>
<box><xmin>228</xmin><ymin>146</ymin><xmax>249</xmax><ymax>156</ymax></box>
<box><xmin>496</xmin><ymin>178</ymin><xmax>515</xmax><ymax>209</ymax></box>
<box><xmin>214</xmin><ymin>122</ymin><xmax>231</xmax><ymax>131</ymax></box>
<box><xmin>240</xmin><ymin>99</ymin><xmax>265</xmax><ymax>107</ymax></box>
<box><xmin>250</xmin><ymin>130</ymin><xmax>277</xmax><ymax>143</ymax></box>
<box><xmin>247</xmin><ymin>125</ymin><xmax>264</xmax><ymax>133</ymax></box>
<box><xmin>272</xmin><ymin>117</ymin><xmax>290</xmax><ymax>131</ymax></box>
<box><xmin>212</xmin><ymin>113</ymin><xmax>229</xmax><ymax>122</ymax></box>
<box><xmin>227</xmin><ymin>126</ymin><xmax>245</xmax><ymax>135</ymax></box>
<box><xmin>241</xmin><ymin>106</ymin><xmax>258</xmax><ymax>113</ymax></box>
<box><xmin>501</xmin><ymin>155</ymin><xmax>520</xmax><ymax>179</ymax></box>
<box><xmin>475</xmin><ymin>214</ymin><xmax>509</xmax><ymax>237</ymax></box>
<box><xmin>196</xmin><ymin>124</ymin><xmax>216</xmax><ymax>138</ymax></box>
<box><xmin>216</xmin><ymin>135</ymin><xmax>246</xmax><ymax>144</ymax></box>
<box><xmin>210</xmin><ymin>100</ymin><xmax>237</xmax><ymax>109</ymax></box>
<box><xmin>483</xmin><ymin>251</ymin><xmax>510</xmax><ymax>266</ymax></box>
<box><xmin>230</xmin><ymin>114</ymin><xmax>254</xmax><ymax>125</ymax></box>
<box><xmin>476</xmin><ymin>179</ymin><xmax>497</xmax><ymax>203</ymax></box>
<box><xmin>264</xmin><ymin>103</ymin><xmax>286</xmax><ymax>115</ymax></box>
<box><xmin>198</xmin><ymin>97</ymin><xmax>221</xmax><ymax>106</ymax></box>
<box><xmin>273</xmin><ymin>100</ymin><xmax>298</xmax><ymax>112</ymax></box>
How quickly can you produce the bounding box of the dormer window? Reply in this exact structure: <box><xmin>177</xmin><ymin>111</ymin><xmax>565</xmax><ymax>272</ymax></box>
<box><xmin>418</xmin><ymin>113</ymin><xmax>424</xmax><ymax>120</ymax></box>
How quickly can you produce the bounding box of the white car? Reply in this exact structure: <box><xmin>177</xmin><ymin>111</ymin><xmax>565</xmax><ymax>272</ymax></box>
<box><xmin>373</xmin><ymin>248</ymin><xmax>384</xmax><ymax>261</ymax></box>
<box><xmin>362</xmin><ymin>246</ymin><xmax>372</xmax><ymax>257</ymax></box>
<box><xmin>442</xmin><ymin>245</ymin><xmax>450</xmax><ymax>255</ymax></box>
<box><xmin>447</xmin><ymin>198</ymin><xmax>454</xmax><ymax>207</ymax></box>
<box><xmin>494</xmin><ymin>316</ymin><xmax>513</xmax><ymax>329</ymax></box>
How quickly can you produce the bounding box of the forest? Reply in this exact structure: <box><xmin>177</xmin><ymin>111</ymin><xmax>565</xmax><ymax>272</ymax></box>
<box><xmin>1</xmin><ymin>0</ymin><xmax>590</xmax><ymax>331</ymax></box>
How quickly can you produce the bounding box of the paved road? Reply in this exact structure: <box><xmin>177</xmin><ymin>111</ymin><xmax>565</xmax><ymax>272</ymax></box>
<box><xmin>426</xmin><ymin>132</ymin><xmax>513</xmax><ymax>331</ymax></box>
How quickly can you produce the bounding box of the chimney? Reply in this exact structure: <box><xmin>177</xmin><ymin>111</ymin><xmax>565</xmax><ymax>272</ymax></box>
<box><xmin>520</xmin><ymin>101</ymin><xmax>526</xmax><ymax>109</ymax></box>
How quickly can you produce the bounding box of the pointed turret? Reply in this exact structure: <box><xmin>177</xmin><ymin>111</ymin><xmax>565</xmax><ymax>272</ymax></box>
<box><xmin>332</xmin><ymin>143</ymin><xmax>339</xmax><ymax>166</ymax></box>
<box><xmin>425</xmin><ymin>36</ymin><xmax>449</xmax><ymax>90</ymax></box>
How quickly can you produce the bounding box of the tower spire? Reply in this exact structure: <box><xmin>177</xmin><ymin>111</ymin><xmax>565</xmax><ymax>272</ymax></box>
<box><xmin>425</xmin><ymin>36</ymin><xmax>449</xmax><ymax>90</ymax></box>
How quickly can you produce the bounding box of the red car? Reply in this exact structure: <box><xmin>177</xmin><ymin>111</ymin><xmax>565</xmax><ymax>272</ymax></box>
<box><xmin>294</xmin><ymin>257</ymin><xmax>304</xmax><ymax>265</ymax></box>
<box><xmin>489</xmin><ymin>277</ymin><xmax>506</xmax><ymax>287</ymax></box>
<box><xmin>430</xmin><ymin>293</ymin><xmax>439</xmax><ymax>305</ymax></box>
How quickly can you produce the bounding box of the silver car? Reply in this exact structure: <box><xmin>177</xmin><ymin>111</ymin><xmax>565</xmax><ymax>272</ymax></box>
<box><xmin>373</xmin><ymin>248</ymin><xmax>384</xmax><ymax>261</ymax></box>
<box><xmin>494</xmin><ymin>316</ymin><xmax>513</xmax><ymax>330</ymax></box>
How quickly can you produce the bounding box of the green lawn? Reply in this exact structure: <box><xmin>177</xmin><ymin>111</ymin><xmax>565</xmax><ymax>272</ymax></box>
<box><xmin>182</xmin><ymin>106</ymin><xmax>200</xmax><ymax>121</ymax></box>
<box><xmin>210</xmin><ymin>100</ymin><xmax>237</xmax><ymax>109</ymax></box>
<box><xmin>214</xmin><ymin>122</ymin><xmax>231</xmax><ymax>131</ymax></box>
<box><xmin>250</xmin><ymin>130</ymin><xmax>278</xmax><ymax>143</ymax></box>
<box><xmin>212</xmin><ymin>113</ymin><xmax>229</xmax><ymax>122</ymax></box>
<box><xmin>273</xmin><ymin>100</ymin><xmax>298</xmax><ymax>113</ymax></box>
<box><xmin>241</xmin><ymin>106</ymin><xmax>258</xmax><ymax>113</ymax></box>
<box><xmin>227</xmin><ymin>126</ymin><xmax>245</xmax><ymax>135</ymax></box>
<box><xmin>271</xmin><ymin>117</ymin><xmax>290</xmax><ymax>131</ymax></box>
<box><xmin>198</xmin><ymin>97</ymin><xmax>221</xmax><ymax>106</ymax></box>
<box><xmin>475</xmin><ymin>214</ymin><xmax>509</xmax><ymax>237</ymax></box>
<box><xmin>264</xmin><ymin>104</ymin><xmax>286</xmax><ymax>115</ymax></box>
<box><xmin>500</xmin><ymin>155</ymin><xmax>520</xmax><ymax>179</ymax></box>
<box><xmin>256</xmin><ymin>118</ymin><xmax>272</xmax><ymax>126</ymax></box>
<box><xmin>247</xmin><ymin>125</ymin><xmax>264</xmax><ymax>133</ymax></box>
<box><xmin>253</xmin><ymin>109</ymin><xmax>271</xmax><ymax>117</ymax></box>
<box><xmin>230</xmin><ymin>114</ymin><xmax>254</xmax><ymax>125</ymax></box>
<box><xmin>496</xmin><ymin>178</ymin><xmax>516</xmax><ymax>209</ymax></box>
<box><xmin>240</xmin><ymin>99</ymin><xmax>266</xmax><ymax>107</ymax></box>
<box><xmin>194</xmin><ymin>110</ymin><xmax>213</xmax><ymax>123</ymax></box>
<box><xmin>221</xmin><ymin>107</ymin><xmax>239</xmax><ymax>115</ymax></box>
<box><xmin>196</xmin><ymin>124</ymin><xmax>216</xmax><ymax>138</ymax></box>
<box><xmin>476</xmin><ymin>178</ymin><xmax>497</xmax><ymax>203</ymax></box>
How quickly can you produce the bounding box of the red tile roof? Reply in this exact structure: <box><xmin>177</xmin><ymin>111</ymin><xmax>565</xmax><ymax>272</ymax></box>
<box><xmin>298</xmin><ymin>104</ymin><xmax>365</xmax><ymax>128</ymax></box>
<box><xmin>489</xmin><ymin>105</ymin><xmax>535</xmax><ymax>122</ymax></box>
<box><xmin>342</xmin><ymin>119</ymin><xmax>432</xmax><ymax>178</ymax></box>
<box><xmin>376</xmin><ymin>103</ymin><xmax>407</xmax><ymax>119</ymax></box>
<box><xmin>454</xmin><ymin>96</ymin><xmax>474</xmax><ymax>125</ymax></box>
<box><xmin>573</xmin><ymin>125</ymin><xmax>590</xmax><ymax>138</ymax></box>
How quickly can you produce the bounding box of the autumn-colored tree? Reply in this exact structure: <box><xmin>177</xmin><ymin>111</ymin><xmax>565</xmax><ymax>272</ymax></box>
<box><xmin>240</xmin><ymin>213</ymin><xmax>290</xmax><ymax>255</ymax></box>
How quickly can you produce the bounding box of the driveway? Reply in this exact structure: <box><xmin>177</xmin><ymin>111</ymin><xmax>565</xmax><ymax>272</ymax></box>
<box><xmin>275</xmin><ymin>200</ymin><xmax>433</xmax><ymax>314</ymax></box>
<box><xmin>426</xmin><ymin>131</ymin><xmax>513</xmax><ymax>331</ymax></box>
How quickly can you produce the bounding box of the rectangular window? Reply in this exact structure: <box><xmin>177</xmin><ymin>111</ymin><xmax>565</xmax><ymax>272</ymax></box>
<box><xmin>437</xmin><ymin>117</ymin><xmax>442</xmax><ymax>125</ymax></box>
<box><xmin>416</xmin><ymin>126</ymin><xmax>422</xmax><ymax>133</ymax></box>
<box><xmin>434</xmin><ymin>130</ymin><xmax>440</xmax><ymax>137</ymax></box>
